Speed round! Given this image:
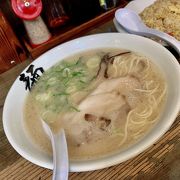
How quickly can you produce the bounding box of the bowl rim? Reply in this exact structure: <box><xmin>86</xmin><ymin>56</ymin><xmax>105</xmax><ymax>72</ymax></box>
<box><xmin>3</xmin><ymin>33</ymin><xmax>180</xmax><ymax>172</ymax></box>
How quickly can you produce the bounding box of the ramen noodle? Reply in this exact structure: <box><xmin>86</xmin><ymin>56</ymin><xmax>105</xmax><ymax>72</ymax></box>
<box><xmin>24</xmin><ymin>48</ymin><xmax>167</xmax><ymax>160</ymax></box>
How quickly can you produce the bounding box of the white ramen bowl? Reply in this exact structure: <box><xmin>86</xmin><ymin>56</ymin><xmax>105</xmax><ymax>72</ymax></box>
<box><xmin>3</xmin><ymin>33</ymin><xmax>180</xmax><ymax>172</ymax></box>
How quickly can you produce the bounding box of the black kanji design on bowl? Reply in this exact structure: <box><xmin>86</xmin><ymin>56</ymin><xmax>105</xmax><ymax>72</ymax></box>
<box><xmin>19</xmin><ymin>64</ymin><xmax>44</xmax><ymax>91</ymax></box>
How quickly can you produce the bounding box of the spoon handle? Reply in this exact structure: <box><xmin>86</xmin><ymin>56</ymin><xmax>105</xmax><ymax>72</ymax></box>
<box><xmin>52</xmin><ymin>129</ymin><xmax>69</xmax><ymax>180</ymax></box>
<box><xmin>142</xmin><ymin>27</ymin><xmax>180</xmax><ymax>55</ymax></box>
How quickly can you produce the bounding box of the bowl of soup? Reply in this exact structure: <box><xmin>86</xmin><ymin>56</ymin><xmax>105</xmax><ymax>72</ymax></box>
<box><xmin>3</xmin><ymin>33</ymin><xmax>180</xmax><ymax>172</ymax></box>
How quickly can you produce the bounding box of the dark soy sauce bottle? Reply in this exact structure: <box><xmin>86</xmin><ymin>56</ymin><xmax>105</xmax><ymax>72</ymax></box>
<box><xmin>42</xmin><ymin>0</ymin><xmax>70</xmax><ymax>28</ymax></box>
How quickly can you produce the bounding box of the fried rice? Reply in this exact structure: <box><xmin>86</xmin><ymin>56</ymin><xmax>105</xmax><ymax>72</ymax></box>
<box><xmin>140</xmin><ymin>0</ymin><xmax>180</xmax><ymax>41</ymax></box>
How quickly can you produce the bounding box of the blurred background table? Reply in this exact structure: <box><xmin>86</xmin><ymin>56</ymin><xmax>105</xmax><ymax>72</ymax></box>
<box><xmin>0</xmin><ymin>19</ymin><xmax>180</xmax><ymax>180</ymax></box>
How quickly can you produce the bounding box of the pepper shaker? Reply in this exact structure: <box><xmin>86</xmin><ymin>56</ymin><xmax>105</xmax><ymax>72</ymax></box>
<box><xmin>11</xmin><ymin>0</ymin><xmax>51</xmax><ymax>47</ymax></box>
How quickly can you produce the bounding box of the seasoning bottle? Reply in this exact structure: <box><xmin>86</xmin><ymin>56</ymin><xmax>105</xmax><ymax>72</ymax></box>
<box><xmin>11</xmin><ymin>0</ymin><xmax>51</xmax><ymax>47</ymax></box>
<box><xmin>42</xmin><ymin>0</ymin><xmax>70</xmax><ymax>28</ymax></box>
<box><xmin>99</xmin><ymin>0</ymin><xmax>119</xmax><ymax>11</ymax></box>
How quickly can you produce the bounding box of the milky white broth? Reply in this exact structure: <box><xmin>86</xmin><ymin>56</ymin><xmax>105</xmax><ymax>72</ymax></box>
<box><xmin>23</xmin><ymin>48</ymin><xmax>167</xmax><ymax>160</ymax></box>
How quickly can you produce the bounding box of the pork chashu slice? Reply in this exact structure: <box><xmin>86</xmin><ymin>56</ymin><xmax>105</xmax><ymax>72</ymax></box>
<box><xmin>65</xmin><ymin>76</ymin><xmax>141</xmax><ymax>145</ymax></box>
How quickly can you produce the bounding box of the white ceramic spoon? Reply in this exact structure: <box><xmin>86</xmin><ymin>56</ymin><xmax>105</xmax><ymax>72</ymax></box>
<box><xmin>115</xmin><ymin>8</ymin><xmax>180</xmax><ymax>55</ymax></box>
<box><xmin>41</xmin><ymin>119</ymin><xmax>69</xmax><ymax>180</ymax></box>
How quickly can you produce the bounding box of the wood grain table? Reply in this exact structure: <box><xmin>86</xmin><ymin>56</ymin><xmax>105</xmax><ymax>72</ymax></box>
<box><xmin>0</xmin><ymin>20</ymin><xmax>180</xmax><ymax>180</ymax></box>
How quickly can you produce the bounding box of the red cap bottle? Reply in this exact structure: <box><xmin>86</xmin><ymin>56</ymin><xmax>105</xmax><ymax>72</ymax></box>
<box><xmin>11</xmin><ymin>0</ymin><xmax>51</xmax><ymax>47</ymax></box>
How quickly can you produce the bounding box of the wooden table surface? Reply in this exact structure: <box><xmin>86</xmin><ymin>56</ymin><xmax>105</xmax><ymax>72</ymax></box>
<box><xmin>0</xmin><ymin>20</ymin><xmax>180</xmax><ymax>180</ymax></box>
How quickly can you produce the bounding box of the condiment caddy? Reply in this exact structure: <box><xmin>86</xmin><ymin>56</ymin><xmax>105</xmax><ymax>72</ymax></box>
<box><xmin>0</xmin><ymin>10</ymin><xmax>26</xmax><ymax>73</ymax></box>
<box><xmin>23</xmin><ymin>0</ymin><xmax>128</xmax><ymax>59</ymax></box>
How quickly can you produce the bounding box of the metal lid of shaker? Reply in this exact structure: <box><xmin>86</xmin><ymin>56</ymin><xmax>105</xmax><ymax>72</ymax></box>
<box><xmin>11</xmin><ymin>0</ymin><xmax>42</xmax><ymax>20</ymax></box>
